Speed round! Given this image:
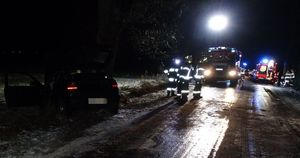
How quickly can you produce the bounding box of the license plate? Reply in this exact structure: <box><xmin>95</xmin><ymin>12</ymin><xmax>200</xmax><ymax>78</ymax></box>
<box><xmin>88</xmin><ymin>98</ymin><xmax>108</xmax><ymax>104</ymax></box>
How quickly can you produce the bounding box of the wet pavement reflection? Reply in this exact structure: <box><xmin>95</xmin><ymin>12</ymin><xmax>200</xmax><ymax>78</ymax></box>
<box><xmin>54</xmin><ymin>80</ymin><xmax>300</xmax><ymax>158</ymax></box>
<box><xmin>87</xmin><ymin>84</ymin><xmax>241</xmax><ymax>158</ymax></box>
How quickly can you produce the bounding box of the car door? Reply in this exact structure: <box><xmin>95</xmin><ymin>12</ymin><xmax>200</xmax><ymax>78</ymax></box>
<box><xmin>4</xmin><ymin>73</ymin><xmax>43</xmax><ymax>107</ymax></box>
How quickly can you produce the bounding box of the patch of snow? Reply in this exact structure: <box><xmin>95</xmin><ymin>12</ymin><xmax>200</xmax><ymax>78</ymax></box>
<box><xmin>42</xmin><ymin>91</ymin><xmax>172</xmax><ymax>158</ymax></box>
<box><xmin>116</xmin><ymin>77</ymin><xmax>165</xmax><ymax>89</ymax></box>
<box><xmin>269</xmin><ymin>86</ymin><xmax>300</xmax><ymax>111</ymax></box>
<box><xmin>0</xmin><ymin>77</ymin><xmax>171</xmax><ymax>158</ymax></box>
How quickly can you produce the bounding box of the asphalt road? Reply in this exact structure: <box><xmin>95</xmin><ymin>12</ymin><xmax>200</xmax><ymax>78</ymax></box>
<box><xmin>78</xmin><ymin>80</ymin><xmax>300</xmax><ymax>158</ymax></box>
<box><xmin>1</xmin><ymin>80</ymin><xmax>300</xmax><ymax>158</ymax></box>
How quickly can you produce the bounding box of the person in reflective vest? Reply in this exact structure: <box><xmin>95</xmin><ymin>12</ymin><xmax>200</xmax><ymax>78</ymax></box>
<box><xmin>164</xmin><ymin>67</ymin><xmax>179</xmax><ymax>96</ymax></box>
<box><xmin>193</xmin><ymin>67</ymin><xmax>204</xmax><ymax>99</ymax></box>
<box><xmin>177</xmin><ymin>66</ymin><xmax>192</xmax><ymax>100</ymax></box>
<box><xmin>283</xmin><ymin>69</ymin><xmax>295</xmax><ymax>87</ymax></box>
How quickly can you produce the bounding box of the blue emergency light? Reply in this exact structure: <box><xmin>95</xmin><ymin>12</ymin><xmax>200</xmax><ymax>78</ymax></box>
<box><xmin>262</xmin><ymin>59</ymin><xmax>269</xmax><ymax>64</ymax></box>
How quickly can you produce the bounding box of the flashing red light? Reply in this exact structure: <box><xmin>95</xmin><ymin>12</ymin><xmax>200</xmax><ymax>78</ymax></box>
<box><xmin>112</xmin><ymin>84</ymin><xmax>118</xmax><ymax>88</ymax></box>
<box><xmin>67</xmin><ymin>83</ymin><xmax>78</xmax><ymax>91</ymax></box>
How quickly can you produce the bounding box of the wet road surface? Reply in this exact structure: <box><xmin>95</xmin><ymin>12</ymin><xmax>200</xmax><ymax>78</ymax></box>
<box><xmin>76</xmin><ymin>80</ymin><xmax>300</xmax><ymax>158</ymax></box>
<box><xmin>2</xmin><ymin>80</ymin><xmax>300</xmax><ymax>158</ymax></box>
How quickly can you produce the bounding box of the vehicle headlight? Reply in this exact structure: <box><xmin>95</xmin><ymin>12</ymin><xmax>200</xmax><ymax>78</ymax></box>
<box><xmin>229</xmin><ymin>70</ymin><xmax>237</xmax><ymax>76</ymax></box>
<box><xmin>204</xmin><ymin>70</ymin><xmax>211</xmax><ymax>76</ymax></box>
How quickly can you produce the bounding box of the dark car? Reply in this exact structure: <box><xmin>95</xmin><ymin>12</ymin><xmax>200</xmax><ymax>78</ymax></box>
<box><xmin>4</xmin><ymin>68</ymin><xmax>120</xmax><ymax>115</ymax></box>
<box><xmin>51</xmin><ymin>68</ymin><xmax>120</xmax><ymax>115</ymax></box>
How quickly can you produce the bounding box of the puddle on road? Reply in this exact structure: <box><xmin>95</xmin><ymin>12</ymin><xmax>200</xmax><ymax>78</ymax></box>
<box><xmin>147</xmin><ymin>86</ymin><xmax>238</xmax><ymax>158</ymax></box>
<box><xmin>250</xmin><ymin>85</ymin><xmax>272</xmax><ymax>115</ymax></box>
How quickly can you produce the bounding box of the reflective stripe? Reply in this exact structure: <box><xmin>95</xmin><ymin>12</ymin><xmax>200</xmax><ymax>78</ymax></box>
<box><xmin>168</xmin><ymin>78</ymin><xmax>175</xmax><ymax>82</ymax></box>
<box><xmin>179</xmin><ymin>67</ymin><xmax>192</xmax><ymax>80</ymax></box>
<box><xmin>193</xmin><ymin>91</ymin><xmax>201</xmax><ymax>94</ymax></box>
<box><xmin>179</xmin><ymin>75</ymin><xmax>192</xmax><ymax>80</ymax></box>
<box><xmin>177</xmin><ymin>94</ymin><xmax>182</xmax><ymax>96</ymax></box>
<box><xmin>169</xmin><ymin>68</ymin><xmax>175</xmax><ymax>72</ymax></box>
<box><xmin>216</xmin><ymin>68</ymin><xmax>223</xmax><ymax>71</ymax></box>
<box><xmin>182</xmin><ymin>67</ymin><xmax>190</xmax><ymax>70</ymax></box>
<box><xmin>285</xmin><ymin>76</ymin><xmax>295</xmax><ymax>79</ymax></box>
<box><xmin>181</xmin><ymin>90</ymin><xmax>189</xmax><ymax>93</ymax></box>
<box><xmin>167</xmin><ymin>88</ymin><xmax>171</xmax><ymax>91</ymax></box>
<box><xmin>194</xmin><ymin>75</ymin><xmax>204</xmax><ymax>79</ymax></box>
<box><xmin>171</xmin><ymin>88</ymin><xmax>177</xmax><ymax>91</ymax></box>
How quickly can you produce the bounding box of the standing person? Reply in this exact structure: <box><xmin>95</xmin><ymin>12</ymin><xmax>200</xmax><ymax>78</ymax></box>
<box><xmin>192</xmin><ymin>66</ymin><xmax>204</xmax><ymax>99</ymax></box>
<box><xmin>164</xmin><ymin>59</ymin><xmax>181</xmax><ymax>96</ymax></box>
<box><xmin>283</xmin><ymin>69</ymin><xmax>295</xmax><ymax>87</ymax></box>
<box><xmin>177</xmin><ymin>64</ymin><xmax>192</xmax><ymax>101</ymax></box>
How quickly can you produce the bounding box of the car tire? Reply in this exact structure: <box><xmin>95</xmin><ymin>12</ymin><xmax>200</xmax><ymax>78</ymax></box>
<box><xmin>57</xmin><ymin>98</ymin><xmax>71</xmax><ymax>117</ymax></box>
<box><xmin>230</xmin><ymin>80</ymin><xmax>238</xmax><ymax>87</ymax></box>
<box><xmin>108</xmin><ymin>101</ymin><xmax>119</xmax><ymax>115</ymax></box>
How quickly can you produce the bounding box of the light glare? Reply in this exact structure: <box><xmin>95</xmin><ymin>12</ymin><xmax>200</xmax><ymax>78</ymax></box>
<box><xmin>262</xmin><ymin>59</ymin><xmax>269</xmax><ymax>64</ymax></box>
<box><xmin>204</xmin><ymin>70</ymin><xmax>212</xmax><ymax>76</ymax></box>
<box><xmin>175</xmin><ymin>59</ymin><xmax>181</xmax><ymax>65</ymax></box>
<box><xmin>208</xmin><ymin>15</ymin><xmax>228</xmax><ymax>31</ymax></box>
<box><xmin>229</xmin><ymin>70</ymin><xmax>237</xmax><ymax>76</ymax></box>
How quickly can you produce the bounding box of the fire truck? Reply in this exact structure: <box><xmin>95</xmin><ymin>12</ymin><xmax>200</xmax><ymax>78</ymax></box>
<box><xmin>199</xmin><ymin>47</ymin><xmax>242</xmax><ymax>86</ymax></box>
<box><xmin>254</xmin><ymin>59</ymin><xmax>278</xmax><ymax>84</ymax></box>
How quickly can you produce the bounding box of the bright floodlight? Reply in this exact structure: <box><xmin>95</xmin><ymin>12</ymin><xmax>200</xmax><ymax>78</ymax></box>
<box><xmin>208</xmin><ymin>15</ymin><xmax>228</xmax><ymax>31</ymax></box>
<box><xmin>175</xmin><ymin>59</ymin><xmax>181</xmax><ymax>65</ymax></box>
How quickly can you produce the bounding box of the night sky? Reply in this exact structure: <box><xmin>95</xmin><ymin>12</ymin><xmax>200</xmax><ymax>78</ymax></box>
<box><xmin>188</xmin><ymin>0</ymin><xmax>300</xmax><ymax>68</ymax></box>
<box><xmin>1</xmin><ymin>1</ymin><xmax>299</xmax><ymax>70</ymax></box>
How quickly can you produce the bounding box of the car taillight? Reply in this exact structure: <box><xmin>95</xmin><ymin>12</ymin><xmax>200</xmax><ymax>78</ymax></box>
<box><xmin>67</xmin><ymin>83</ymin><xmax>78</xmax><ymax>91</ymax></box>
<box><xmin>112</xmin><ymin>82</ymin><xmax>118</xmax><ymax>88</ymax></box>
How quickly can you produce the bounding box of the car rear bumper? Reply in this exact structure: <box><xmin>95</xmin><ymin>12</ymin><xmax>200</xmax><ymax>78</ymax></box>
<box><xmin>66</xmin><ymin>95</ymin><xmax>120</xmax><ymax>110</ymax></box>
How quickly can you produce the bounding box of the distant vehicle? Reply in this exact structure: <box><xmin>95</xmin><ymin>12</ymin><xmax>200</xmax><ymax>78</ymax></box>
<box><xmin>198</xmin><ymin>47</ymin><xmax>242</xmax><ymax>86</ymax></box>
<box><xmin>253</xmin><ymin>59</ymin><xmax>278</xmax><ymax>84</ymax></box>
<box><xmin>4</xmin><ymin>65</ymin><xmax>120</xmax><ymax>115</ymax></box>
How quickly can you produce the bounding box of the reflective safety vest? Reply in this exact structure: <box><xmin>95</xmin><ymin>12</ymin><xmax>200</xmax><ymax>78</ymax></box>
<box><xmin>194</xmin><ymin>68</ymin><xmax>204</xmax><ymax>80</ymax></box>
<box><xmin>179</xmin><ymin>66</ymin><xmax>192</xmax><ymax>81</ymax></box>
<box><xmin>167</xmin><ymin>67</ymin><xmax>179</xmax><ymax>82</ymax></box>
<box><xmin>284</xmin><ymin>71</ymin><xmax>295</xmax><ymax>79</ymax></box>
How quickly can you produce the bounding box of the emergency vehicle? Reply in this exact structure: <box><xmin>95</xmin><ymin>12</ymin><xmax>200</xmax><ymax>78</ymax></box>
<box><xmin>199</xmin><ymin>47</ymin><xmax>242</xmax><ymax>86</ymax></box>
<box><xmin>254</xmin><ymin>59</ymin><xmax>278</xmax><ymax>84</ymax></box>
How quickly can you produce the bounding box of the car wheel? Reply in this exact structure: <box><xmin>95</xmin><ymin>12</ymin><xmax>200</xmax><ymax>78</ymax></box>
<box><xmin>108</xmin><ymin>102</ymin><xmax>119</xmax><ymax>115</ymax></box>
<box><xmin>230</xmin><ymin>80</ymin><xmax>238</xmax><ymax>87</ymax></box>
<box><xmin>57</xmin><ymin>98</ymin><xmax>71</xmax><ymax>117</ymax></box>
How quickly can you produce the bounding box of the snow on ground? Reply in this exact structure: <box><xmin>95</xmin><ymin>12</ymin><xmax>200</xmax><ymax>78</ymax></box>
<box><xmin>116</xmin><ymin>77</ymin><xmax>165</xmax><ymax>89</ymax></box>
<box><xmin>266</xmin><ymin>86</ymin><xmax>300</xmax><ymax>112</ymax></box>
<box><xmin>116</xmin><ymin>77</ymin><xmax>166</xmax><ymax>95</ymax></box>
<box><xmin>43</xmin><ymin>90</ymin><xmax>173</xmax><ymax>158</ymax></box>
<box><xmin>0</xmin><ymin>77</ymin><xmax>171</xmax><ymax>158</ymax></box>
